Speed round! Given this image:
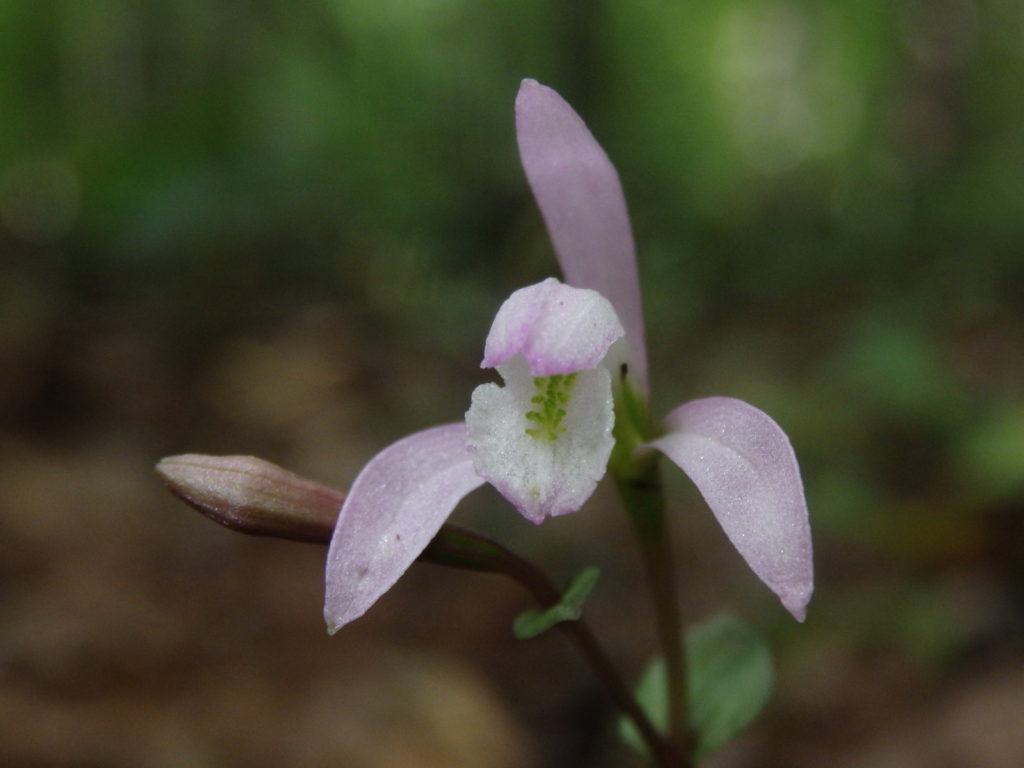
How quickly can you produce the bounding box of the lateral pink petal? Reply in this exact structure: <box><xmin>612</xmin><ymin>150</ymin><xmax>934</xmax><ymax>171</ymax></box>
<box><xmin>515</xmin><ymin>79</ymin><xmax>647</xmax><ymax>390</ymax></box>
<box><xmin>324</xmin><ymin>423</ymin><xmax>484</xmax><ymax>633</ymax></box>
<box><xmin>649</xmin><ymin>397</ymin><xmax>813</xmax><ymax>621</ymax></box>
<box><xmin>482</xmin><ymin>278</ymin><xmax>623</xmax><ymax>376</ymax></box>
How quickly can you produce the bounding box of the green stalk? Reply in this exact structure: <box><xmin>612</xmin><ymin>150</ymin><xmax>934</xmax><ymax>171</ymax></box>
<box><xmin>423</xmin><ymin>526</ymin><xmax>681</xmax><ymax>766</ymax></box>
<box><xmin>611</xmin><ymin>383</ymin><xmax>694</xmax><ymax>765</ymax></box>
<box><xmin>616</xmin><ymin>461</ymin><xmax>692</xmax><ymax>764</ymax></box>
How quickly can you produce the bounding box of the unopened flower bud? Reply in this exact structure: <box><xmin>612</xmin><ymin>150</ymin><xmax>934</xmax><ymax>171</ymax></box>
<box><xmin>156</xmin><ymin>454</ymin><xmax>343</xmax><ymax>543</ymax></box>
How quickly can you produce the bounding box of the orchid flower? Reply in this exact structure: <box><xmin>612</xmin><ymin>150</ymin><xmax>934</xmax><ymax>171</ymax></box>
<box><xmin>325</xmin><ymin>79</ymin><xmax>813</xmax><ymax>633</ymax></box>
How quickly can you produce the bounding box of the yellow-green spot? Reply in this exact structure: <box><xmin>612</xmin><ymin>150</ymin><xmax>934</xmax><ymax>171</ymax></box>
<box><xmin>525</xmin><ymin>374</ymin><xmax>577</xmax><ymax>442</ymax></box>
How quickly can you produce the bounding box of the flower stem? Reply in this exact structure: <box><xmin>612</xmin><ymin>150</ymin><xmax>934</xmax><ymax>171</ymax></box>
<box><xmin>422</xmin><ymin>525</ymin><xmax>681</xmax><ymax>766</ymax></box>
<box><xmin>616</xmin><ymin>455</ymin><xmax>694</xmax><ymax>765</ymax></box>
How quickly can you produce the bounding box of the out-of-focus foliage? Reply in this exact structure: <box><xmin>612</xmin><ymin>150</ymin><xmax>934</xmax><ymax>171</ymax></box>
<box><xmin>619</xmin><ymin>614</ymin><xmax>774</xmax><ymax>762</ymax></box>
<box><xmin>2</xmin><ymin>1</ymin><xmax>1022</xmax><ymax>766</ymax></box>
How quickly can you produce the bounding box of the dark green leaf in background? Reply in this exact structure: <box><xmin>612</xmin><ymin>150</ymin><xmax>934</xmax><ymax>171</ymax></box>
<box><xmin>619</xmin><ymin>614</ymin><xmax>774</xmax><ymax>763</ymax></box>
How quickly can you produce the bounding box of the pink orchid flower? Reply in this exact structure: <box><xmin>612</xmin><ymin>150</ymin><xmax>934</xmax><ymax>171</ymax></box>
<box><xmin>325</xmin><ymin>80</ymin><xmax>813</xmax><ymax>633</ymax></box>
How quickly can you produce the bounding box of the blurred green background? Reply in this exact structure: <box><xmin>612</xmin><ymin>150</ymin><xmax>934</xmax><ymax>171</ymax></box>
<box><xmin>2</xmin><ymin>1</ymin><xmax>1022</xmax><ymax>766</ymax></box>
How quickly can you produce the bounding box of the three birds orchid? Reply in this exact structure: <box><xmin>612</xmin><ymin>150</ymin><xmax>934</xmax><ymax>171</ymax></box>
<box><xmin>324</xmin><ymin>79</ymin><xmax>813</xmax><ymax>633</ymax></box>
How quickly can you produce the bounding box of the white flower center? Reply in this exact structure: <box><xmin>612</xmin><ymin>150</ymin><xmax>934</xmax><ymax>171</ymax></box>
<box><xmin>464</xmin><ymin>278</ymin><xmax>624</xmax><ymax>524</ymax></box>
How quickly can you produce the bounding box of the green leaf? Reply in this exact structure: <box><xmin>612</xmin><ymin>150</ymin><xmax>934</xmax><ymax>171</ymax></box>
<box><xmin>618</xmin><ymin>614</ymin><xmax>774</xmax><ymax>763</ymax></box>
<box><xmin>688</xmin><ymin>614</ymin><xmax>774</xmax><ymax>760</ymax></box>
<box><xmin>513</xmin><ymin>567</ymin><xmax>601</xmax><ymax>639</ymax></box>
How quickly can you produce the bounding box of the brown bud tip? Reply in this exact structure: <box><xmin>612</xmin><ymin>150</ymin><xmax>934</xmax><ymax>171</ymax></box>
<box><xmin>156</xmin><ymin>454</ymin><xmax>342</xmax><ymax>543</ymax></box>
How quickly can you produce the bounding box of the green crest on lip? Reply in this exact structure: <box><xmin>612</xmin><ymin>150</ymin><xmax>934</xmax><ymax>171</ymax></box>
<box><xmin>525</xmin><ymin>373</ymin><xmax>578</xmax><ymax>442</ymax></box>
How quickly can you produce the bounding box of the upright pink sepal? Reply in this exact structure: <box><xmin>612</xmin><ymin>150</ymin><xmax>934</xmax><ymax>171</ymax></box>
<box><xmin>649</xmin><ymin>397</ymin><xmax>814</xmax><ymax>620</ymax></box>
<box><xmin>515</xmin><ymin>79</ymin><xmax>648</xmax><ymax>391</ymax></box>
<box><xmin>324</xmin><ymin>423</ymin><xmax>485</xmax><ymax>633</ymax></box>
<box><xmin>482</xmin><ymin>278</ymin><xmax>623</xmax><ymax>376</ymax></box>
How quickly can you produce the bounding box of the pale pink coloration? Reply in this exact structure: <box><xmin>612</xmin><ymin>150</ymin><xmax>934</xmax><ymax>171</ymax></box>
<box><xmin>324</xmin><ymin>424</ymin><xmax>484</xmax><ymax>633</ymax></box>
<box><xmin>516</xmin><ymin>79</ymin><xmax>648</xmax><ymax>392</ymax></box>
<box><xmin>483</xmin><ymin>277</ymin><xmax>624</xmax><ymax>377</ymax></box>
<box><xmin>649</xmin><ymin>398</ymin><xmax>814</xmax><ymax>621</ymax></box>
<box><xmin>323</xmin><ymin>81</ymin><xmax>814</xmax><ymax>633</ymax></box>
